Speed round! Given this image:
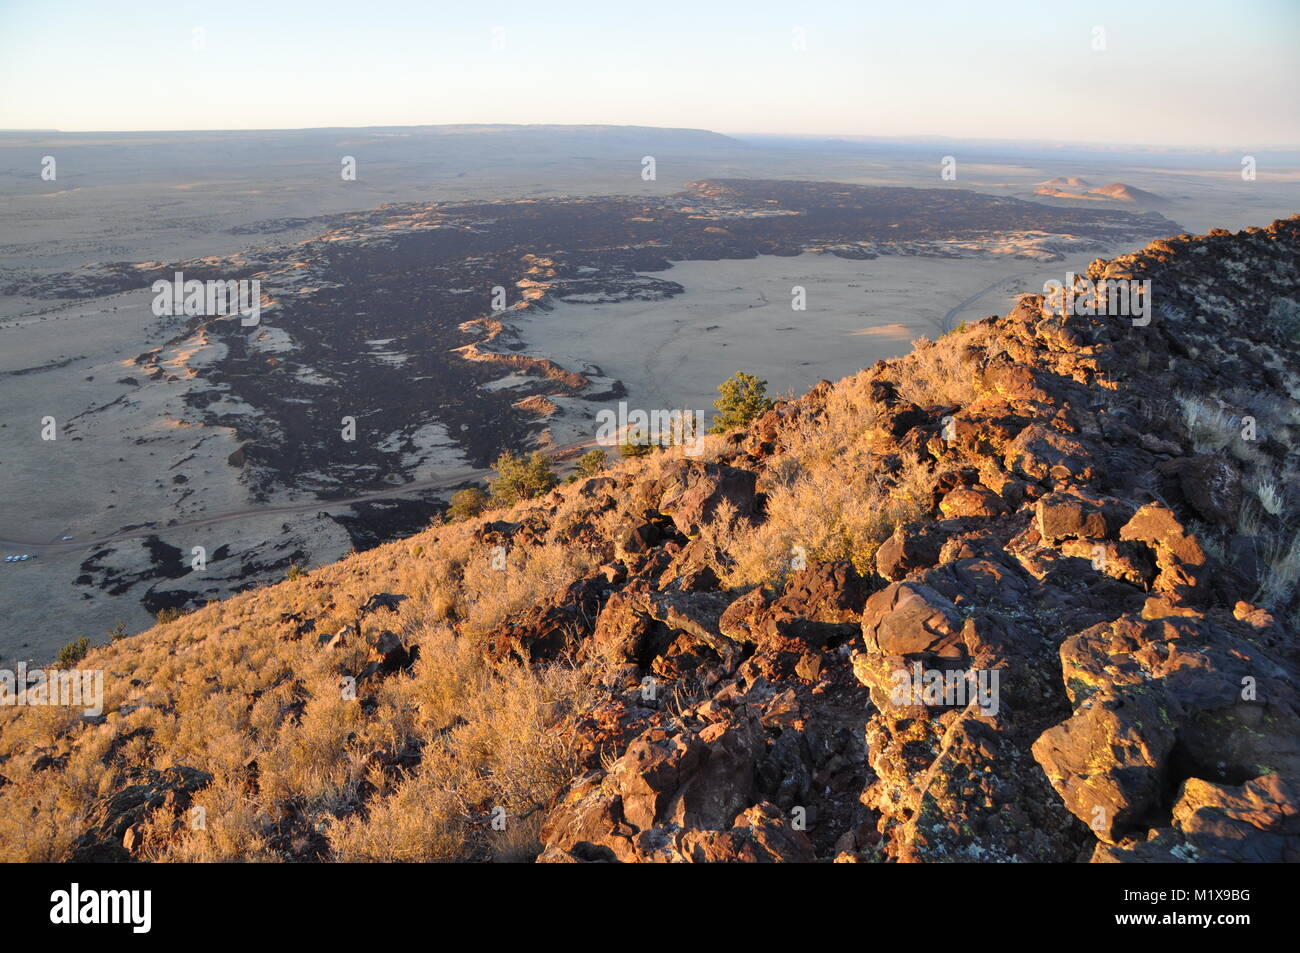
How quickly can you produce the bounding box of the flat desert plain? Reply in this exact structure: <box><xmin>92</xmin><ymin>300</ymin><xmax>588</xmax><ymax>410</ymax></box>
<box><xmin>516</xmin><ymin>247</ymin><xmax>1130</xmax><ymax>448</ymax></box>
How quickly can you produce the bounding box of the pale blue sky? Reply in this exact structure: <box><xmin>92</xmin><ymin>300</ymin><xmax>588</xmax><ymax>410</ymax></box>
<box><xmin>1</xmin><ymin>0</ymin><xmax>1296</xmax><ymax>145</ymax></box>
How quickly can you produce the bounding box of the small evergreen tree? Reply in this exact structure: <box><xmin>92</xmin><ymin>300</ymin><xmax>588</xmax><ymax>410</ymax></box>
<box><xmin>575</xmin><ymin>449</ymin><xmax>608</xmax><ymax>477</ymax></box>
<box><xmin>619</xmin><ymin>427</ymin><xmax>652</xmax><ymax>458</ymax></box>
<box><xmin>488</xmin><ymin>451</ymin><xmax>557</xmax><ymax>506</ymax></box>
<box><xmin>447</xmin><ymin>486</ymin><xmax>491</xmax><ymax>521</ymax></box>
<box><xmin>710</xmin><ymin>371</ymin><xmax>773</xmax><ymax>433</ymax></box>
<box><xmin>54</xmin><ymin>637</ymin><xmax>90</xmax><ymax>669</ymax></box>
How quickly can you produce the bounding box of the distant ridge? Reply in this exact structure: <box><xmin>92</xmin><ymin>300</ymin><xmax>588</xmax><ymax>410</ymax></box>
<box><xmin>1035</xmin><ymin>178</ymin><xmax>1169</xmax><ymax>205</ymax></box>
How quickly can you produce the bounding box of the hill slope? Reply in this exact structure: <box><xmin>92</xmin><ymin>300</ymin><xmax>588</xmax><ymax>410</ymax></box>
<box><xmin>1</xmin><ymin>217</ymin><xmax>1298</xmax><ymax>863</ymax></box>
<box><xmin>1035</xmin><ymin>180</ymin><xmax>1170</xmax><ymax>206</ymax></box>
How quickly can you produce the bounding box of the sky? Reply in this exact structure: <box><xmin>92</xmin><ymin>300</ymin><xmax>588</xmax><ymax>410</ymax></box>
<box><xmin>1</xmin><ymin>0</ymin><xmax>1297</xmax><ymax>147</ymax></box>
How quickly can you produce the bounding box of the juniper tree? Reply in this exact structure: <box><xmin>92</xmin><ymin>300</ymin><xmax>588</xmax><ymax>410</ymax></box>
<box><xmin>710</xmin><ymin>371</ymin><xmax>773</xmax><ymax>433</ymax></box>
<box><xmin>488</xmin><ymin>451</ymin><xmax>558</xmax><ymax>506</ymax></box>
<box><xmin>575</xmin><ymin>449</ymin><xmax>608</xmax><ymax>476</ymax></box>
<box><xmin>447</xmin><ymin>487</ymin><xmax>490</xmax><ymax>521</ymax></box>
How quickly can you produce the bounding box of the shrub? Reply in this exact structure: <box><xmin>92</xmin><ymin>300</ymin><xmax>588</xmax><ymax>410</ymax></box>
<box><xmin>619</xmin><ymin>438</ymin><xmax>652</xmax><ymax>458</ymax></box>
<box><xmin>575</xmin><ymin>449</ymin><xmax>608</xmax><ymax>477</ymax></box>
<box><xmin>447</xmin><ymin>487</ymin><xmax>491</xmax><ymax>521</ymax></box>
<box><xmin>53</xmin><ymin>637</ymin><xmax>89</xmax><ymax>669</ymax></box>
<box><xmin>1267</xmin><ymin>296</ymin><xmax>1300</xmax><ymax>343</ymax></box>
<box><xmin>710</xmin><ymin>371</ymin><xmax>773</xmax><ymax>434</ymax></box>
<box><xmin>155</xmin><ymin>606</ymin><xmax>187</xmax><ymax>625</ymax></box>
<box><xmin>1257</xmin><ymin>532</ymin><xmax>1300</xmax><ymax>610</ymax></box>
<box><xmin>1176</xmin><ymin>394</ymin><xmax>1237</xmax><ymax>454</ymax></box>
<box><xmin>894</xmin><ymin>336</ymin><xmax>979</xmax><ymax>408</ymax></box>
<box><xmin>1254</xmin><ymin>477</ymin><xmax>1285</xmax><ymax>517</ymax></box>
<box><xmin>488</xmin><ymin>452</ymin><xmax>557</xmax><ymax>506</ymax></box>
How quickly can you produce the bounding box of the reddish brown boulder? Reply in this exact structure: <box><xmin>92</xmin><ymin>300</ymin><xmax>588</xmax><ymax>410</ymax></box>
<box><xmin>1032</xmin><ymin>692</ymin><xmax>1175</xmax><ymax>843</ymax></box>
<box><xmin>1118</xmin><ymin>502</ymin><xmax>1208</xmax><ymax>600</ymax></box>
<box><xmin>485</xmin><ymin>575</ymin><xmax>606</xmax><ymax>661</ymax></box>
<box><xmin>364</xmin><ymin>629</ymin><xmax>411</xmax><ymax>676</ymax></box>
<box><xmin>1035</xmin><ymin>487</ymin><xmax>1130</xmax><ymax>542</ymax></box>
<box><xmin>71</xmin><ymin>766</ymin><xmax>213</xmax><ymax>861</ymax></box>
<box><xmin>939</xmin><ymin>485</ymin><xmax>1008</xmax><ymax>519</ymax></box>
<box><xmin>1093</xmin><ymin>774</ymin><xmax>1300</xmax><ymax>863</ymax></box>
<box><xmin>1034</xmin><ymin>611</ymin><xmax>1300</xmax><ymax>843</ymax></box>
<box><xmin>591</xmin><ymin>589</ymin><xmax>655</xmax><ymax>662</ymax></box>
<box><xmin>537</xmin><ymin>715</ymin><xmax>768</xmax><ymax>862</ymax></box>
<box><xmin>974</xmin><ymin>361</ymin><xmax>1056</xmax><ymax>405</ymax></box>
<box><xmin>777</xmin><ymin>561</ymin><xmax>871</xmax><ymax>624</ymax></box>
<box><xmin>656</xmin><ymin>460</ymin><xmax>758</xmax><ymax>536</ymax></box>
<box><xmin>1004</xmin><ymin>424</ymin><xmax>1096</xmax><ymax>484</ymax></box>
<box><xmin>876</xmin><ymin>523</ymin><xmax>942</xmax><ymax>581</ymax></box>
<box><xmin>641</xmin><ymin>802</ymin><xmax>817</xmax><ymax>862</ymax></box>
<box><xmin>860</xmin><ymin>582</ymin><xmax>965</xmax><ymax>659</ymax></box>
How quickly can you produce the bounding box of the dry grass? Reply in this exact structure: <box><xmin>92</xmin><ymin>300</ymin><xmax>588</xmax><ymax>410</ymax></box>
<box><xmin>325</xmin><ymin>627</ymin><xmax>616</xmax><ymax>862</ymax></box>
<box><xmin>1175</xmin><ymin>384</ymin><xmax>1300</xmax><ymax>614</ymax></box>
<box><xmin>895</xmin><ymin>334</ymin><xmax>980</xmax><ymax>409</ymax></box>
<box><xmin>0</xmin><ymin>477</ymin><xmax>621</xmax><ymax>862</ymax></box>
<box><xmin>707</xmin><ymin>371</ymin><xmax>938</xmax><ymax>588</ymax></box>
<box><xmin>706</xmin><ymin>328</ymin><xmax>1001</xmax><ymax>590</ymax></box>
<box><xmin>1176</xmin><ymin>394</ymin><xmax>1240</xmax><ymax>455</ymax></box>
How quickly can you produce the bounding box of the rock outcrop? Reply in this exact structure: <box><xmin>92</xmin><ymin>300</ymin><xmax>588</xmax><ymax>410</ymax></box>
<box><xmin>528</xmin><ymin>216</ymin><xmax>1300</xmax><ymax>862</ymax></box>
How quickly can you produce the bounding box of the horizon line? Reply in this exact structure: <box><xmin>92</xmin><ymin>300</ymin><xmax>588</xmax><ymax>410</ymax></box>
<box><xmin>0</xmin><ymin>122</ymin><xmax>1296</xmax><ymax>153</ymax></box>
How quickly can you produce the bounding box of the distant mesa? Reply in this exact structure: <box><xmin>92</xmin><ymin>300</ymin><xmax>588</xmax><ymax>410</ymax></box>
<box><xmin>1088</xmin><ymin>182</ymin><xmax>1168</xmax><ymax>204</ymax></box>
<box><xmin>1034</xmin><ymin>179</ymin><xmax>1168</xmax><ymax>205</ymax></box>
<box><xmin>1039</xmin><ymin>176</ymin><xmax>1092</xmax><ymax>188</ymax></box>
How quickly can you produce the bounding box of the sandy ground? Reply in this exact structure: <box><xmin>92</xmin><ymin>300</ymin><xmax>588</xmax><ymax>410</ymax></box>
<box><xmin>0</xmin><ymin>287</ymin><xmax>361</xmax><ymax>664</ymax></box>
<box><xmin>0</xmin><ymin>288</ymin><xmax>248</xmax><ymax>532</ymax></box>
